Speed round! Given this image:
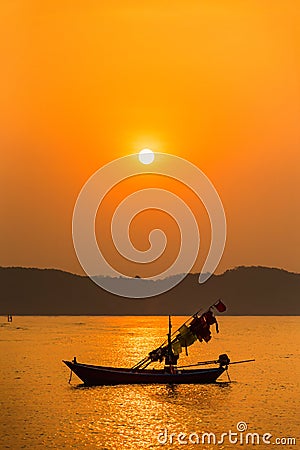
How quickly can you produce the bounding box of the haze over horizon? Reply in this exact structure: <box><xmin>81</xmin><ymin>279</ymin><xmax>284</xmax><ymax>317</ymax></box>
<box><xmin>0</xmin><ymin>263</ymin><xmax>299</xmax><ymax>278</ymax></box>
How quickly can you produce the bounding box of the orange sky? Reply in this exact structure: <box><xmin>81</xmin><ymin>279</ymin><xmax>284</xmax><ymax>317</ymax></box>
<box><xmin>1</xmin><ymin>1</ymin><xmax>299</xmax><ymax>276</ymax></box>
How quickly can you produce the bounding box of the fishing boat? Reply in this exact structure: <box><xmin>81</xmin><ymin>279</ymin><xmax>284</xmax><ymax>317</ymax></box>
<box><xmin>63</xmin><ymin>300</ymin><xmax>254</xmax><ymax>386</ymax></box>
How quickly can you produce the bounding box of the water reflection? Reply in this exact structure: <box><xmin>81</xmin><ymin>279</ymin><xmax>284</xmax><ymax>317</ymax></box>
<box><xmin>1</xmin><ymin>316</ymin><xmax>299</xmax><ymax>449</ymax></box>
<box><xmin>165</xmin><ymin>384</ymin><xmax>178</xmax><ymax>396</ymax></box>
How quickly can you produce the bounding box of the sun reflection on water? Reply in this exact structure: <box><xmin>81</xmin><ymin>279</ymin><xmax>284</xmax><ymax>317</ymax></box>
<box><xmin>0</xmin><ymin>316</ymin><xmax>299</xmax><ymax>449</ymax></box>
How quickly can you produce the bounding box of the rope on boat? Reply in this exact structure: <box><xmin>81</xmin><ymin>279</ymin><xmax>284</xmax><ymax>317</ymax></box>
<box><xmin>68</xmin><ymin>356</ymin><xmax>77</xmax><ymax>384</ymax></box>
<box><xmin>226</xmin><ymin>368</ymin><xmax>231</xmax><ymax>383</ymax></box>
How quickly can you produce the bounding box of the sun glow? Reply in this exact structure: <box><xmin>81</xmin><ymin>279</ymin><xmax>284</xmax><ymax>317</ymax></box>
<box><xmin>138</xmin><ymin>148</ymin><xmax>155</xmax><ymax>165</ymax></box>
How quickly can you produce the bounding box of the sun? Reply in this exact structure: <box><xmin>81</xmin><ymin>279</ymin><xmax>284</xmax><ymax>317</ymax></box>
<box><xmin>138</xmin><ymin>148</ymin><xmax>155</xmax><ymax>165</ymax></box>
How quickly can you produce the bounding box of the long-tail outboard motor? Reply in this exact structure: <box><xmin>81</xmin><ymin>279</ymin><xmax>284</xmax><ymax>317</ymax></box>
<box><xmin>218</xmin><ymin>354</ymin><xmax>230</xmax><ymax>368</ymax></box>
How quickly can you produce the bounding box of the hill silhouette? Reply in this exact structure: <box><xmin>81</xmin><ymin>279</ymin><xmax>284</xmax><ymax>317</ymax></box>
<box><xmin>0</xmin><ymin>266</ymin><xmax>299</xmax><ymax>315</ymax></box>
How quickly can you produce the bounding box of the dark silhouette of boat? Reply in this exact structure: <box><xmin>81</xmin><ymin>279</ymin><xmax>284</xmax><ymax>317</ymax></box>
<box><xmin>63</xmin><ymin>360</ymin><xmax>227</xmax><ymax>385</ymax></box>
<box><xmin>63</xmin><ymin>300</ymin><xmax>254</xmax><ymax>386</ymax></box>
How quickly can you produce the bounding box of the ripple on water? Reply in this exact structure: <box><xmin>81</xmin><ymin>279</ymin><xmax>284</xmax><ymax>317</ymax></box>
<box><xmin>0</xmin><ymin>316</ymin><xmax>299</xmax><ymax>449</ymax></box>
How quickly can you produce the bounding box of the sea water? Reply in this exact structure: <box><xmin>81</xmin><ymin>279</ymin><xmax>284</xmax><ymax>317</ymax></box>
<box><xmin>0</xmin><ymin>316</ymin><xmax>299</xmax><ymax>449</ymax></box>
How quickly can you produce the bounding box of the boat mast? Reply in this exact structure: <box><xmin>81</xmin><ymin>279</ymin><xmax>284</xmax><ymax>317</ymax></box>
<box><xmin>167</xmin><ymin>315</ymin><xmax>172</xmax><ymax>362</ymax></box>
<box><xmin>168</xmin><ymin>315</ymin><xmax>172</xmax><ymax>346</ymax></box>
<box><xmin>165</xmin><ymin>315</ymin><xmax>177</xmax><ymax>371</ymax></box>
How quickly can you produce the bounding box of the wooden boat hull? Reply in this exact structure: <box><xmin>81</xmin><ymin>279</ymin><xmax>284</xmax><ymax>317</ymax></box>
<box><xmin>63</xmin><ymin>360</ymin><xmax>226</xmax><ymax>386</ymax></box>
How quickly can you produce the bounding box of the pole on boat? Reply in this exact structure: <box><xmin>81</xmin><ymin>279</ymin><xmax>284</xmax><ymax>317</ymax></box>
<box><xmin>168</xmin><ymin>315</ymin><xmax>172</xmax><ymax>352</ymax></box>
<box><xmin>177</xmin><ymin>360</ymin><xmax>219</xmax><ymax>368</ymax></box>
<box><xmin>227</xmin><ymin>359</ymin><xmax>255</xmax><ymax>365</ymax></box>
<box><xmin>167</xmin><ymin>315</ymin><xmax>172</xmax><ymax>363</ymax></box>
<box><xmin>177</xmin><ymin>358</ymin><xmax>255</xmax><ymax>369</ymax></box>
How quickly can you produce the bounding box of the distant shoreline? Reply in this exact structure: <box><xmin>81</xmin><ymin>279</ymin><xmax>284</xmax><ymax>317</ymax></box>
<box><xmin>1</xmin><ymin>266</ymin><xmax>299</xmax><ymax>316</ymax></box>
<box><xmin>1</xmin><ymin>264</ymin><xmax>299</xmax><ymax>278</ymax></box>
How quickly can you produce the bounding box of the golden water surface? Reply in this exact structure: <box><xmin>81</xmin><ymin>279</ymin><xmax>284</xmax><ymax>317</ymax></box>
<box><xmin>0</xmin><ymin>316</ymin><xmax>299</xmax><ymax>449</ymax></box>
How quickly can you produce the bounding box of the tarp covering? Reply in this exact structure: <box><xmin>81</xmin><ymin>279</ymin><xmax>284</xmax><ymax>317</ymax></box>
<box><xmin>144</xmin><ymin>301</ymin><xmax>226</xmax><ymax>368</ymax></box>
